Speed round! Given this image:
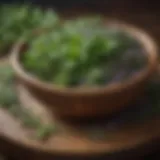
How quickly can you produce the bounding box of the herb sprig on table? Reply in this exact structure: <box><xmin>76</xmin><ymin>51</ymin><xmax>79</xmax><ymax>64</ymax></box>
<box><xmin>0</xmin><ymin>65</ymin><xmax>55</xmax><ymax>140</ymax></box>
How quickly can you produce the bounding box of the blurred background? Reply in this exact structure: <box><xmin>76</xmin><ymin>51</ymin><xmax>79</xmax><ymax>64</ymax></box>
<box><xmin>2</xmin><ymin>0</ymin><xmax>159</xmax><ymax>42</ymax></box>
<box><xmin>0</xmin><ymin>0</ymin><xmax>159</xmax><ymax>159</ymax></box>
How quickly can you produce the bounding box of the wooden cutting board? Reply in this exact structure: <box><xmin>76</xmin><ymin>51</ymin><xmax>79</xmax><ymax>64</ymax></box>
<box><xmin>0</xmin><ymin>61</ymin><xmax>159</xmax><ymax>160</ymax></box>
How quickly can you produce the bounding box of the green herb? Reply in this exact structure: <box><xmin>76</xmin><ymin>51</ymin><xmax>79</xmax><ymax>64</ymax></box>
<box><xmin>0</xmin><ymin>4</ymin><xmax>59</xmax><ymax>53</ymax></box>
<box><xmin>36</xmin><ymin>125</ymin><xmax>55</xmax><ymax>140</ymax></box>
<box><xmin>0</xmin><ymin>64</ymin><xmax>56</xmax><ymax>140</ymax></box>
<box><xmin>22</xmin><ymin>17</ymin><xmax>145</xmax><ymax>87</ymax></box>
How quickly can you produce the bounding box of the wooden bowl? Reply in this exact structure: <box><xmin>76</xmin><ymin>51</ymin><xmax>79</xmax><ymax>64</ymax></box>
<box><xmin>10</xmin><ymin>20</ymin><xmax>158</xmax><ymax>120</ymax></box>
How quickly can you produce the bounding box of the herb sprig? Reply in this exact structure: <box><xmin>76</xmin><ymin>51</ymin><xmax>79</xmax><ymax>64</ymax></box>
<box><xmin>0</xmin><ymin>64</ymin><xmax>56</xmax><ymax>140</ymax></box>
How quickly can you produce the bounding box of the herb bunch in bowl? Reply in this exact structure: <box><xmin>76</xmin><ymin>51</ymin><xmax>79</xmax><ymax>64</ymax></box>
<box><xmin>22</xmin><ymin>17</ymin><xmax>146</xmax><ymax>87</ymax></box>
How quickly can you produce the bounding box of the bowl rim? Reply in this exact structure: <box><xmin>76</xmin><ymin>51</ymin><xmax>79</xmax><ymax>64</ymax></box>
<box><xmin>10</xmin><ymin>19</ymin><xmax>158</xmax><ymax>96</ymax></box>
